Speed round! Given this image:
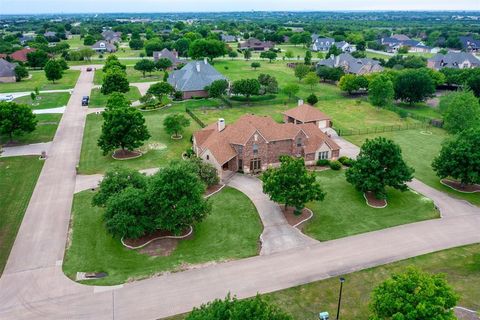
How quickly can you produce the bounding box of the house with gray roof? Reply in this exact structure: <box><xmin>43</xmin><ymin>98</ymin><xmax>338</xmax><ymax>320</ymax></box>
<box><xmin>91</xmin><ymin>40</ymin><xmax>116</xmax><ymax>53</ymax></box>
<box><xmin>102</xmin><ymin>30</ymin><xmax>122</xmax><ymax>43</ymax></box>
<box><xmin>221</xmin><ymin>34</ymin><xmax>238</xmax><ymax>43</ymax></box>
<box><xmin>459</xmin><ymin>36</ymin><xmax>480</xmax><ymax>52</ymax></box>
<box><xmin>427</xmin><ymin>52</ymin><xmax>480</xmax><ymax>70</ymax></box>
<box><xmin>317</xmin><ymin>53</ymin><xmax>383</xmax><ymax>75</ymax></box>
<box><xmin>334</xmin><ymin>41</ymin><xmax>356</xmax><ymax>53</ymax></box>
<box><xmin>0</xmin><ymin>58</ymin><xmax>16</xmax><ymax>83</ymax></box>
<box><xmin>153</xmin><ymin>48</ymin><xmax>181</xmax><ymax>68</ymax></box>
<box><xmin>167</xmin><ymin>59</ymin><xmax>228</xmax><ymax>99</ymax></box>
<box><xmin>381</xmin><ymin>36</ymin><xmax>432</xmax><ymax>53</ymax></box>
<box><xmin>311</xmin><ymin>37</ymin><xmax>335</xmax><ymax>52</ymax></box>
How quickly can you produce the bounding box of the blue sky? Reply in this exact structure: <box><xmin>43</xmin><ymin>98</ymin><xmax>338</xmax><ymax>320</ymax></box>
<box><xmin>1</xmin><ymin>0</ymin><xmax>479</xmax><ymax>14</ymax></box>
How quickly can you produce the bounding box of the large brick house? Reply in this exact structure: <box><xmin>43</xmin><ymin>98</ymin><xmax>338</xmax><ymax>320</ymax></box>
<box><xmin>193</xmin><ymin>105</ymin><xmax>340</xmax><ymax>178</ymax></box>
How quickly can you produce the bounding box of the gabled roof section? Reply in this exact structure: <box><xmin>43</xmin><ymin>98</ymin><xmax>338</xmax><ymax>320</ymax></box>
<box><xmin>167</xmin><ymin>60</ymin><xmax>227</xmax><ymax>92</ymax></box>
<box><xmin>282</xmin><ymin>104</ymin><xmax>331</xmax><ymax>123</ymax></box>
<box><xmin>153</xmin><ymin>48</ymin><xmax>181</xmax><ymax>64</ymax></box>
<box><xmin>0</xmin><ymin>58</ymin><xmax>15</xmax><ymax>77</ymax></box>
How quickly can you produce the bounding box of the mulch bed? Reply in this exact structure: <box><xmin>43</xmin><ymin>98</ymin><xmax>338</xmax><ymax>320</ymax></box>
<box><xmin>454</xmin><ymin>308</ymin><xmax>480</xmax><ymax>320</ymax></box>
<box><xmin>124</xmin><ymin>228</ymin><xmax>193</xmax><ymax>257</ymax></box>
<box><xmin>441</xmin><ymin>179</ymin><xmax>480</xmax><ymax>193</ymax></box>
<box><xmin>112</xmin><ymin>149</ymin><xmax>142</xmax><ymax>160</ymax></box>
<box><xmin>307</xmin><ymin>165</ymin><xmax>330</xmax><ymax>172</ymax></box>
<box><xmin>364</xmin><ymin>191</ymin><xmax>387</xmax><ymax>208</ymax></box>
<box><xmin>282</xmin><ymin>207</ymin><xmax>312</xmax><ymax>229</ymax></box>
<box><xmin>205</xmin><ymin>184</ymin><xmax>224</xmax><ymax>197</ymax></box>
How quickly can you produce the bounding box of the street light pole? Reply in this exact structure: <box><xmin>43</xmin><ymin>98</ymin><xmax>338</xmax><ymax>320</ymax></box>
<box><xmin>336</xmin><ymin>277</ymin><xmax>345</xmax><ymax>320</ymax></box>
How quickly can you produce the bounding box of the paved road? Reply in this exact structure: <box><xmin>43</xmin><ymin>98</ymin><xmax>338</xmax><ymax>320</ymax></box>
<box><xmin>0</xmin><ymin>142</ymin><xmax>51</xmax><ymax>158</ymax></box>
<box><xmin>0</xmin><ymin>69</ymin><xmax>479</xmax><ymax>319</ymax></box>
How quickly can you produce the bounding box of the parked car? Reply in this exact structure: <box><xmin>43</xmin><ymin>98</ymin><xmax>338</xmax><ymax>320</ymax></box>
<box><xmin>86</xmin><ymin>67</ymin><xmax>93</xmax><ymax>72</ymax></box>
<box><xmin>0</xmin><ymin>94</ymin><xmax>14</xmax><ymax>102</ymax></box>
<box><xmin>81</xmin><ymin>96</ymin><xmax>89</xmax><ymax>106</ymax></box>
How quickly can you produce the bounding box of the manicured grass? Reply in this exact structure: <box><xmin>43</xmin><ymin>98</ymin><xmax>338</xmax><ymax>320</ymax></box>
<box><xmin>0</xmin><ymin>70</ymin><xmax>80</xmax><ymax>93</ymax></box>
<box><xmin>346</xmin><ymin>128</ymin><xmax>480</xmax><ymax>206</ymax></box>
<box><xmin>276</xmin><ymin>44</ymin><xmax>310</xmax><ymax>59</ymax></box>
<box><xmin>88</xmin><ymin>86</ymin><xmax>142</xmax><ymax>108</ymax></box>
<box><xmin>396</xmin><ymin>102</ymin><xmax>442</xmax><ymax>119</ymax></box>
<box><xmin>365</xmin><ymin>51</ymin><xmax>393</xmax><ymax>60</ymax></box>
<box><xmin>63</xmin><ymin>187</ymin><xmax>262</xmax><ymax>285</ymax></box>
<box><xmin>0</xmin><ymin>156</ymin><xmax>44</xmax><ymax>275</ymax></box>
<box><xmin>166</xmin><ymin>244</ymin><xmax>480</xmax><ymax>320</ymax></box>
<box><xmin>0</xmin><ymin>114</ymin><xmax>62</xmax><ymax>145</ymax></box>
<box><xmin>94</xmin><ymin>66</ymin><xmax>165</xmax><ymax>85</ymax></box>
<box><xmin>14</xmin><ymin>92</ymin><xmax>71</xmax><ymax>110</ymax></box>
<box><xmin>304</xmin><ymin>170</ymin><xmax>439</xmax><ymax>241</ymax></box>
<box><xmin>78</xmin><ymin>105</ymin><xmax>200</xmax><ymax>174</ymax></box>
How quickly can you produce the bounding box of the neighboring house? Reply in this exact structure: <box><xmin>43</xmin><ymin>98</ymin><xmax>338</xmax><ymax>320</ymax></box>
<box><xmin>282</xmin><ymin>102</ymin><xmax>332</xmax><ymax>129</ymax></box>
<box><xmin>459</xmin><ymin>35</ymin><xmax>480</xmax><ymax>52</ymax></box>
<box><xmin>239</xmin><ymin>38</ymin><xmax>275</xmax><ymax>51</ymax></box>
<box><xmin>10</xmin><ymin>47</ymin><xmax>36</xmax><ymax>62</ymax></box>
<box><xmin>44</xmin><ymin>31</ymin><xmax>57</xmax><ymax>38</ymax></box>
<box><xmin>311</xmin><ymin>37</ymin><xmax>335</xmax><ymax>52</ymax></box>
<box><xmin>167</xmin><ymin>59</ymin><xmax>228</xmax><ymax>99</ymax></box>
<box><xmin>381</xmin><ymin>36</ymin><xmax>432</xmax><ymax>53</ymax></box>
<box><xmin>19</xmin><ymin>34</ymin><xmax>34</xmax><ymax>45</ymax></box>
<box><xmin>153</xmin><ymin>48</ymin><xmax>181</xmax><ymax>68</ymax></box>
<box><xmin>221</xmin><ymin>34</ymin><xmax>238</xmax><ymax>43</ymax></box>
<box><xmin>102</xmin><ymin>30</ymin><xmax>122</xmax><ymax>43</ymax></box>
<box><xmin>192</xmin><ymin>107</ymin><xmax>340</xmax><ymax>178</ymax></box>
<box><xmin>317</xmin><ymin>53</ymin><xmax>384</xmax><ymax>75</ymax></box>
<box><xmin>91</xmin><ymin>40</ymin><xmax>116</xmax><ymax>53</ymax></box>
<box><xmin>0</xmin><ymin>58</ymin><xmax>16</xmax><ymax>83</ymax></box>
<box><xmin>391</xmin><ymin>34</ymin><xmax>411</xmax><ymax>41</ymax></box>
<box><xmin>427</xmin><ymin>52</ymin><xmax>480</xmax><ymax>70</ymax></box>
<box><xmin>334</xmin><ymin>41</ymin><xmax>356</xmax><ymax>53</ymax></box>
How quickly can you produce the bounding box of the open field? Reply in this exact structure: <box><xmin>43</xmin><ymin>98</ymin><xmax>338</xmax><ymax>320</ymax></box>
<box><xmin>346</xmin><ymin>127</ymin><xmax>480</xmax><ymax>206</ymax></box>
<box><xmin>304</xmin><ymin>170</ymin><xmax>439</xmax><ymax>241</ymax></box>
<box><xmin>14</xmin><ymin>92</ymin><xmax>71</xmax><ymax>110</ymax></box>
<box><xmin>0</xmin><ymin>70</ymin><xmax>80</xmax><ymax>93</ymax></box>
<box><xmin>88</xmin><ymin>86</ymin><xmax>142</xmax><ymax>108</ymax></box>
<box><xmin>0</xmin><ymin>156</ymin><xmax>44</xmax><ymax>275</ymax></box>
<box><xmin>63</xmin><ymin>187</ymin><xmax>262</xmax><ymax>285</ymax></box>
<box><xmin>0</xmin><ymin>113</ymin><xmax>62</xmax><ymax>145</ymax></box>
<box><xmin>78</xmin><ymin>105</ymin><xmax>200</xmax><ymax>174</ymax></box>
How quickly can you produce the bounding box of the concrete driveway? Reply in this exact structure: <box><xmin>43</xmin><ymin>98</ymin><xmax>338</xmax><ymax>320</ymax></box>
<box><xmin>0</xmin><ymin>142</ymin><xmax>51</xmax><ymax>158</ymax></box>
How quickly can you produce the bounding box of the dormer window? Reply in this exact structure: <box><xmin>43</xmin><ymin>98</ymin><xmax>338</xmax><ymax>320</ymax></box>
<box><xmin>296</xmin><ymin>137</ymin><xmax>302</xmax><ymax>147</ymax></box>
<box><xmin>253</xmin><ymin>144</ymin><xmax>259</xmax><ymax>155</ymax></box>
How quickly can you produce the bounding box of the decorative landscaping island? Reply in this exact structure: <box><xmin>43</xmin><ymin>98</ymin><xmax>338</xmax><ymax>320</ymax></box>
<box><xmin>282</xmin><ymin>207</ymin><xmax>313</xmax><ymax>229</ymax></box>
<box><xmin>122</xmin><ymin>227</ymin><xmax>194</xmax><ymax>256</ymax></box>
<box><xmin>111</xmin><ymin>149</ymin><xmax>142</xmax><ymax>160</ymax></box>
<box><xmin>364</xmin><ymin>191</ymin><xmax>388</xmax><ymax>208</ymax></box>
<box><xmin>441</xmin><ymin>179</ymin><xmax>480</xmax><ymax>193</ymax></box>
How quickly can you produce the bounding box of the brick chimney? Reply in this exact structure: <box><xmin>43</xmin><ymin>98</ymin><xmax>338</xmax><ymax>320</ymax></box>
<box><xmin>298</xmin><ymin>99</ymin><xmax>304</xmax><ymax>106</ymax></box>
<box><xmin>196</xmin><ymin>62</ymin><xmax>201</xmax><ymax>72</ymax></box>
<box><xmin>204</xmin><ymin>57</ymin><xmax>208</xmax><ymax>64</ymax></box>
<box><xmin>217</xmin><ymin>118</ymin><xmax>225</xmax><ymax>132</ymax></box>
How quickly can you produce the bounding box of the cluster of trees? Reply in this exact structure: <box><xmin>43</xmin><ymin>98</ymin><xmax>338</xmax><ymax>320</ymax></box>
<box><xmin>230</xmin><ymin>74</ymin><xmax>280</xmax><ymax>103</ymax></box>
<box><xmin>133</xmin><ymin>58</ymin><xmax>173</xmax><ymax>78</ymax></box>
<box><xmin>101</xmin><ymin>56</ymin><xmax>130</xmax><ymax>95</ymax></box>
<box><xmin>92</xmin><ymin>160</ymin><xmax>213</xmax><ymax>239</ymax></box>
<box><xmin>441</xmin><ymin>68</ymin><xmax>480</xmax><ymax>97</ymax></box>
<box><xmin>0</xmin><ymin>102</ymin><xmax>37</xmax><ymax>143</ymax></box>
<box><xmin>338</xmin><ymin>74</ymin><xmax>369</xmax><ymax>95</ymax></box>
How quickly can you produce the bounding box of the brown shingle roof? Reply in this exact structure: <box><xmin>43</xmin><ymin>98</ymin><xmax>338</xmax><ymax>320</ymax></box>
<box><xmin>282</xmin><ymin>104</ymin><xmax>331</xmax><ymax>123</ymax></box>
<box><xmin>10</xmin><ymin>48</ymin><xmax>36</xmax><ymax>62</ymax></box>
<box><xmin>299</xmin><ymin>123</ymin><xmax>340</xmax><ymax>154</ymax></box>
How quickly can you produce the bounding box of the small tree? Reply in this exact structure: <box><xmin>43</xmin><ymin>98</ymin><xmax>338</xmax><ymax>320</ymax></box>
<box><xmin>258</xmin><ymin>74</ymin><xmax>278</xmax><ymax>94</ymax></box>
<box><xmin>260</xmin><ymin>51</ymin><xmax>277</xmax><ymax>63</ymax></box>
<box><xmin>147</xmin><ymin>160</ymin><xmax>211</xmax><ymax>234</ymax></box>
<box><xmin>163</xmin><ymin>113</ymin><xmax>190</xmax><ymax>138</ymax></box>
<box><xmin>251</xmin><ymin>62</ymin><xmax>261</xmax><ymax>70</ymax></box>
<box><xmin>44</xmin><ymin>59</ymin><xmax>63</xmax><ymax>83</ymax></box>
<box><xmin>303</xmin><ymin>72</ymin><xmax>319</xmax><ymax>92</ymax></box>
<box><xmin>155</xmin><ymin>58</ymin><xmax>173</xmax><ymax>72</ymax></box>
<box><xmin>440</xmin><ymin>90</ymin><xmax>480</xmax><ymax>134</ymax></box>
<box><xmin>284</xmin><ymin>50</ymin><xmax>294</xmax><ymax>59</ymax></box>
<box><xmin>370</xmin><ymin>268</ymin><xmax>458</xmax><ymax>320</ymax></box>
<box><xmin>282</xmin><ymin>83</ymin><xmax>300</xmax><ymax>100</ymax></box>
<box><xmin>186</xmin><ymin>294</ymin><xmax>293</xmax><ymax>320</ymax></box>
<box><xmin>188</xmin><ymin>157</ymin><xmax>219</xmax><ymax>187</ymax></box>
<box><xmin>228</xmin><ymin>51</ymin><xmax>238</xmax><ymax>60</ymax></box>
<box><xmin>294</xmin><ymin>64</ymin><xmax>310</xmax><ymax>82</ymax></box>
<box><xmin>304</xmin><ymin>50</ymin><xmax>312</xmax><ymax>65</ymax></box>
<box><xmin>262</xmin><ymin>156</ymin><xmax>325</xmax><ymax>215</ymax></box>
<box><xmin>30</xmin><ymin>92</ymin><xmax>36</xmax><ymax>103</ymax></box>
<box><xmin>346</xmin><ymin>137</ymin><xmax>414</xmax><ymax>199</ymax></box>
<box><xmin>369</xmin><ymin>74</ymin><xmax>395</xmax><ymax>107</ymax></box>
<box><xmin>101</xmin><ymin>68</ymin><xmax>130</xmax><ymax>95</ymax></box>
<box><xmin>432</xmin><ymin>128</ymin><xmax>480</xmax><ymax>188</ymax></box>
<box><xmin>306</xmin><ymin>93</ymin><xmax>318</xmax><ymax>105</ymax></box>
<box><xmin>134</xmin><ymin>59</ymin><xmax>156</xmax><ymax>77</ymax></box>
<box><xmin>243</xmin><ymin>49</ymin><xmax>252</xmax><ymax>61</ymax></box>
<box><xmin>231</xmin><ymin>78</ymin><xmax>260</xmax><ymax>105</ymax></box>
<box><xmin>147</xmin><ymin>81</ymin><xmax>174</xmax><ymax>102</ymax></box>
<box><xmin>14</xmin><ymin>65</ymin><xmax>29</xmax><ymax>81</ymax></box>
<box><xmin>206</xmin><ymin>79</ymin><xmax>229</xmax><ymax>98</ymax></box>
<box><xmin>0</xmin><ymin>102</ymin><xmax>37</xmax><ymax>142</ymax></box>
<box><xmin>97</xmin><ymin>107</ymin><xmax>151</xmax><ymax>156</ymax></box>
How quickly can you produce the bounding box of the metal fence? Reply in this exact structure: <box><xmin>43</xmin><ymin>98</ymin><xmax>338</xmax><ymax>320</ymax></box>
<box><xmin>185</xmin><ymin>107</ymin><xmax>206</xmax><ymax>128</ymax></box>
<box><xmin>335</xmin><ymin>122</ymin><xmax>431</xmax><ymax>136</ymax></box>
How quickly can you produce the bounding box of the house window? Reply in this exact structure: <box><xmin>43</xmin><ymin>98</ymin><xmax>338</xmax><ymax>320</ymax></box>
<box><xmin>318</xmin><ymin>151</ymin><xmax>329</xmax><ymax>160</ymax></box>
<box><xmin>296</xmin><ymin>137</ymin><xmax>302</xmax><ymax>147</ymax></box>
<box><xmin>253</xmin><ymin>144</ymin><xmax>259</xmax><ymax>155</ymax></box>
<box><xmin>206</xmin><ymin>155</ymin><xmax>210</xmax><ymax>160</ymax></box>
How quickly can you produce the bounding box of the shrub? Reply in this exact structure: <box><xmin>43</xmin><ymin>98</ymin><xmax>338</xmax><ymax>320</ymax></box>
<box><xmin>188</xmin><ymin>157</ymin><xmax>219</xmax><ymax>187</ymax></box>
<box><xmin>397</xmin><ymin>109</ymin><xmax>409</xmax><ymax>119</ymax></box>
<box><xmin>316</xmin><ymin>159</ymin><xmax>330</xmax><ymax>166</ymax></box>
<box><xmin>306</xmin><ymin>93</ymin><xmax>318</xmax><ymax>105</ymax></box>
<box><xmin>329</xmin><ymin>160</ymin><xmax>342</xmax><ymax>170</ymax></box>
<box><xmin>338</xmin><ymin>156</ymin><xmax>354</xmax><ymax>167</ymax></box>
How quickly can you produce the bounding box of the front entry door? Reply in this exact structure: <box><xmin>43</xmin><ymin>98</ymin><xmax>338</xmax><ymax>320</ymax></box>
<box><xmin>250</xmin><ymin>158</ymin><xmax>261</xmax><ymax>173</ymax></box>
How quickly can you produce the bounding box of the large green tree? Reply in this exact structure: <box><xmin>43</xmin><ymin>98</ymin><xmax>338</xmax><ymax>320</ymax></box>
<box><xmin>262</xmin><ymin>156</ymin><xmax>325</xmax><ymax>215</ymax></box>
<box><xmin>102</xmin><ymin>55</ymin><xmax>126</xmax><ymax>73</ymax></box>
<box><xmin>155</xmin><ymin>58</ymin><xmax>173</xmax><ymax>71</ymax></box>
<box><xmin>147</xmin><ymin>160</ymin><xmax>211</xmax><ymax>234</ymax></box>
<box><xmin>370</xmin><ymin>268</ymin><xmax>458</xmax><ymax>320</ymax></box>
<box><xmin>467</xmin><ymin>68</ymin><xmax>480</xmax><ymax>97</ymax></box>
<box><xmin>232</xmin><ymin>78</ymin><xmax>260</xmax><ymax>105</ymax></box>
<box><xmin>44</xmin><ymin>59</ymin><xmax>63</xmax><ymax>83</ymax></box>
<box><xmin>339</xmin><ymin>74</ymin><xmax>368</xmax><ymax>95</ymax></box>
<box><xmin>260</xmin><ymin>50</ymin><xmax>277</xmax><ymax>63</ymax></box>
<box><xmin>187</xmin><ymin>157</ymin><xmax>219</xmax><ymax>188</ymax></box>
<box><xmin>147</xmin><ymin>81</ymin><xmax>174</xmax><ymax>101</ymax></box>
<box><xmin>26</xmin><ymin>50</ymin><xmax>48</xmax><ymax>68</ymax></box>
<box><xmin>206</xmin><ymin>79</ymin><xmax>229</xmax><ymax>98</ymax></box>
<box><xmin>101</xmin><ymin>68</ymin><xmax>130</xmax><ymax>95</ymax></box>
<box><xmin>440</xmin><ymin>90</ymin><xmax>480</xmax><ymax>134</ymax></box>
<box><xmin>14</xmin><ymin>65</ymin><xmax>29</xmax><ymax>81</ymax></box>
<box><xmin>282</xmin><ymin>83</ymin><xmax>300</xmax><ymax>100</ymax></box>
<box><xmin>97</xmin><ymin>106</ymin><xmax>150</xmax><ymax>156</ymax></box>
<box><xmin>105</xmin><ymin>92</ymin><xmax>131</xmax><ymax>110</ymax></box>
<box><xmin>258</xmin><ymin>74</ymin><xmax>278</xmax><ymax>94</ymax></box>
<box><xmin>368</xmin><ymin>74</ymin><xmax>395</xmax><ymax>107</ymax></box>
<box><xmin>163</xmin><ymin>113</ymin><xmax>190</xmax><ymax>138</ymax></box>
<box><xmin>294</xmin><ymin>64</ymin><xmax>310</xmax><ymax>82</ymax></box>
<box><xmin>393</xmin><ymin>69</ymin><xmax>435</xmax><ymax>104</ymax></box>
<box><xmin>0</xmin><ymin>102</ymin><xmax>37</xmax><ymax>142</ymax></box>
<box><xmin>432</xmin><ymin>128</ymin><xmax>480</xmax><ymax>187</ymax></box>
<box><xmin>346</xmin><ymin>137</ymin><xmax>414</xmax><ymax>199</ymax></box>
<box><xmin>188</xmin><ymin>39</ymin><xmax>227</xmax><ymax>62</ymax></box>
<box><xmin>134</xmin><ymin>59</ymin><xmax>156</xmax><ymax>77</ymax></box>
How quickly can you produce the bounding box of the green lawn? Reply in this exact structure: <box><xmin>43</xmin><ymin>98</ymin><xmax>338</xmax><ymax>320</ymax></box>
<box><xmin>276</xmin><ymin>44</ymin><xmax>310</xmax><ymax>59</ymax></box>
<box><xmin>63</xmin><ymin>187</ymin><xmax>262</xmax><ymax>285</ymax></box>
<box><xmin>304</xmin><ymin>170</ymin><xmax>439</xmax><ymax>241</ymax></box>
<box><xmin>0</xmin><ymin>70</ymin><xmax>80</xmax><ymax>93</ymax></box>
<box><xmin>0</xmin><ymin>156</ymin><xmax>44</xmax><ymax>275</ymax></box>
<box><xmin>0</xmin><ymin>114</ymin><xmax>62</xmax><ymax>145</ymax></box>
<box><xmin>94</xmin><ymin>66</ymin><xmax>165</xmax><ymax>85</ymax></box>
<box><xmin>346</xmin><ymin>128</ymin><xmax>480</xmax><ymax>206</ymax></box>
<box><xmin>365</xmin><ymin>51</ymin><xmax>393</xmax><ymax>60</ymax></box>
<box><xmin>14</xmin><ymin>92</ymin><xmax>71</xmax><ymax>110</ymax></box>
<box><xmin>88</xmin><ymin>86</ymin><xmax>142</xmax><ymax>108</ymax></box>
<box><xmin>78</xmin><ymin>105</ymin><xmax>200</xmax><ymax>174</ymax></box>
<box><xmin>395</xmin><ymin>102</ymin><xmax>442</xmax><ymax>120</ymax></box>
